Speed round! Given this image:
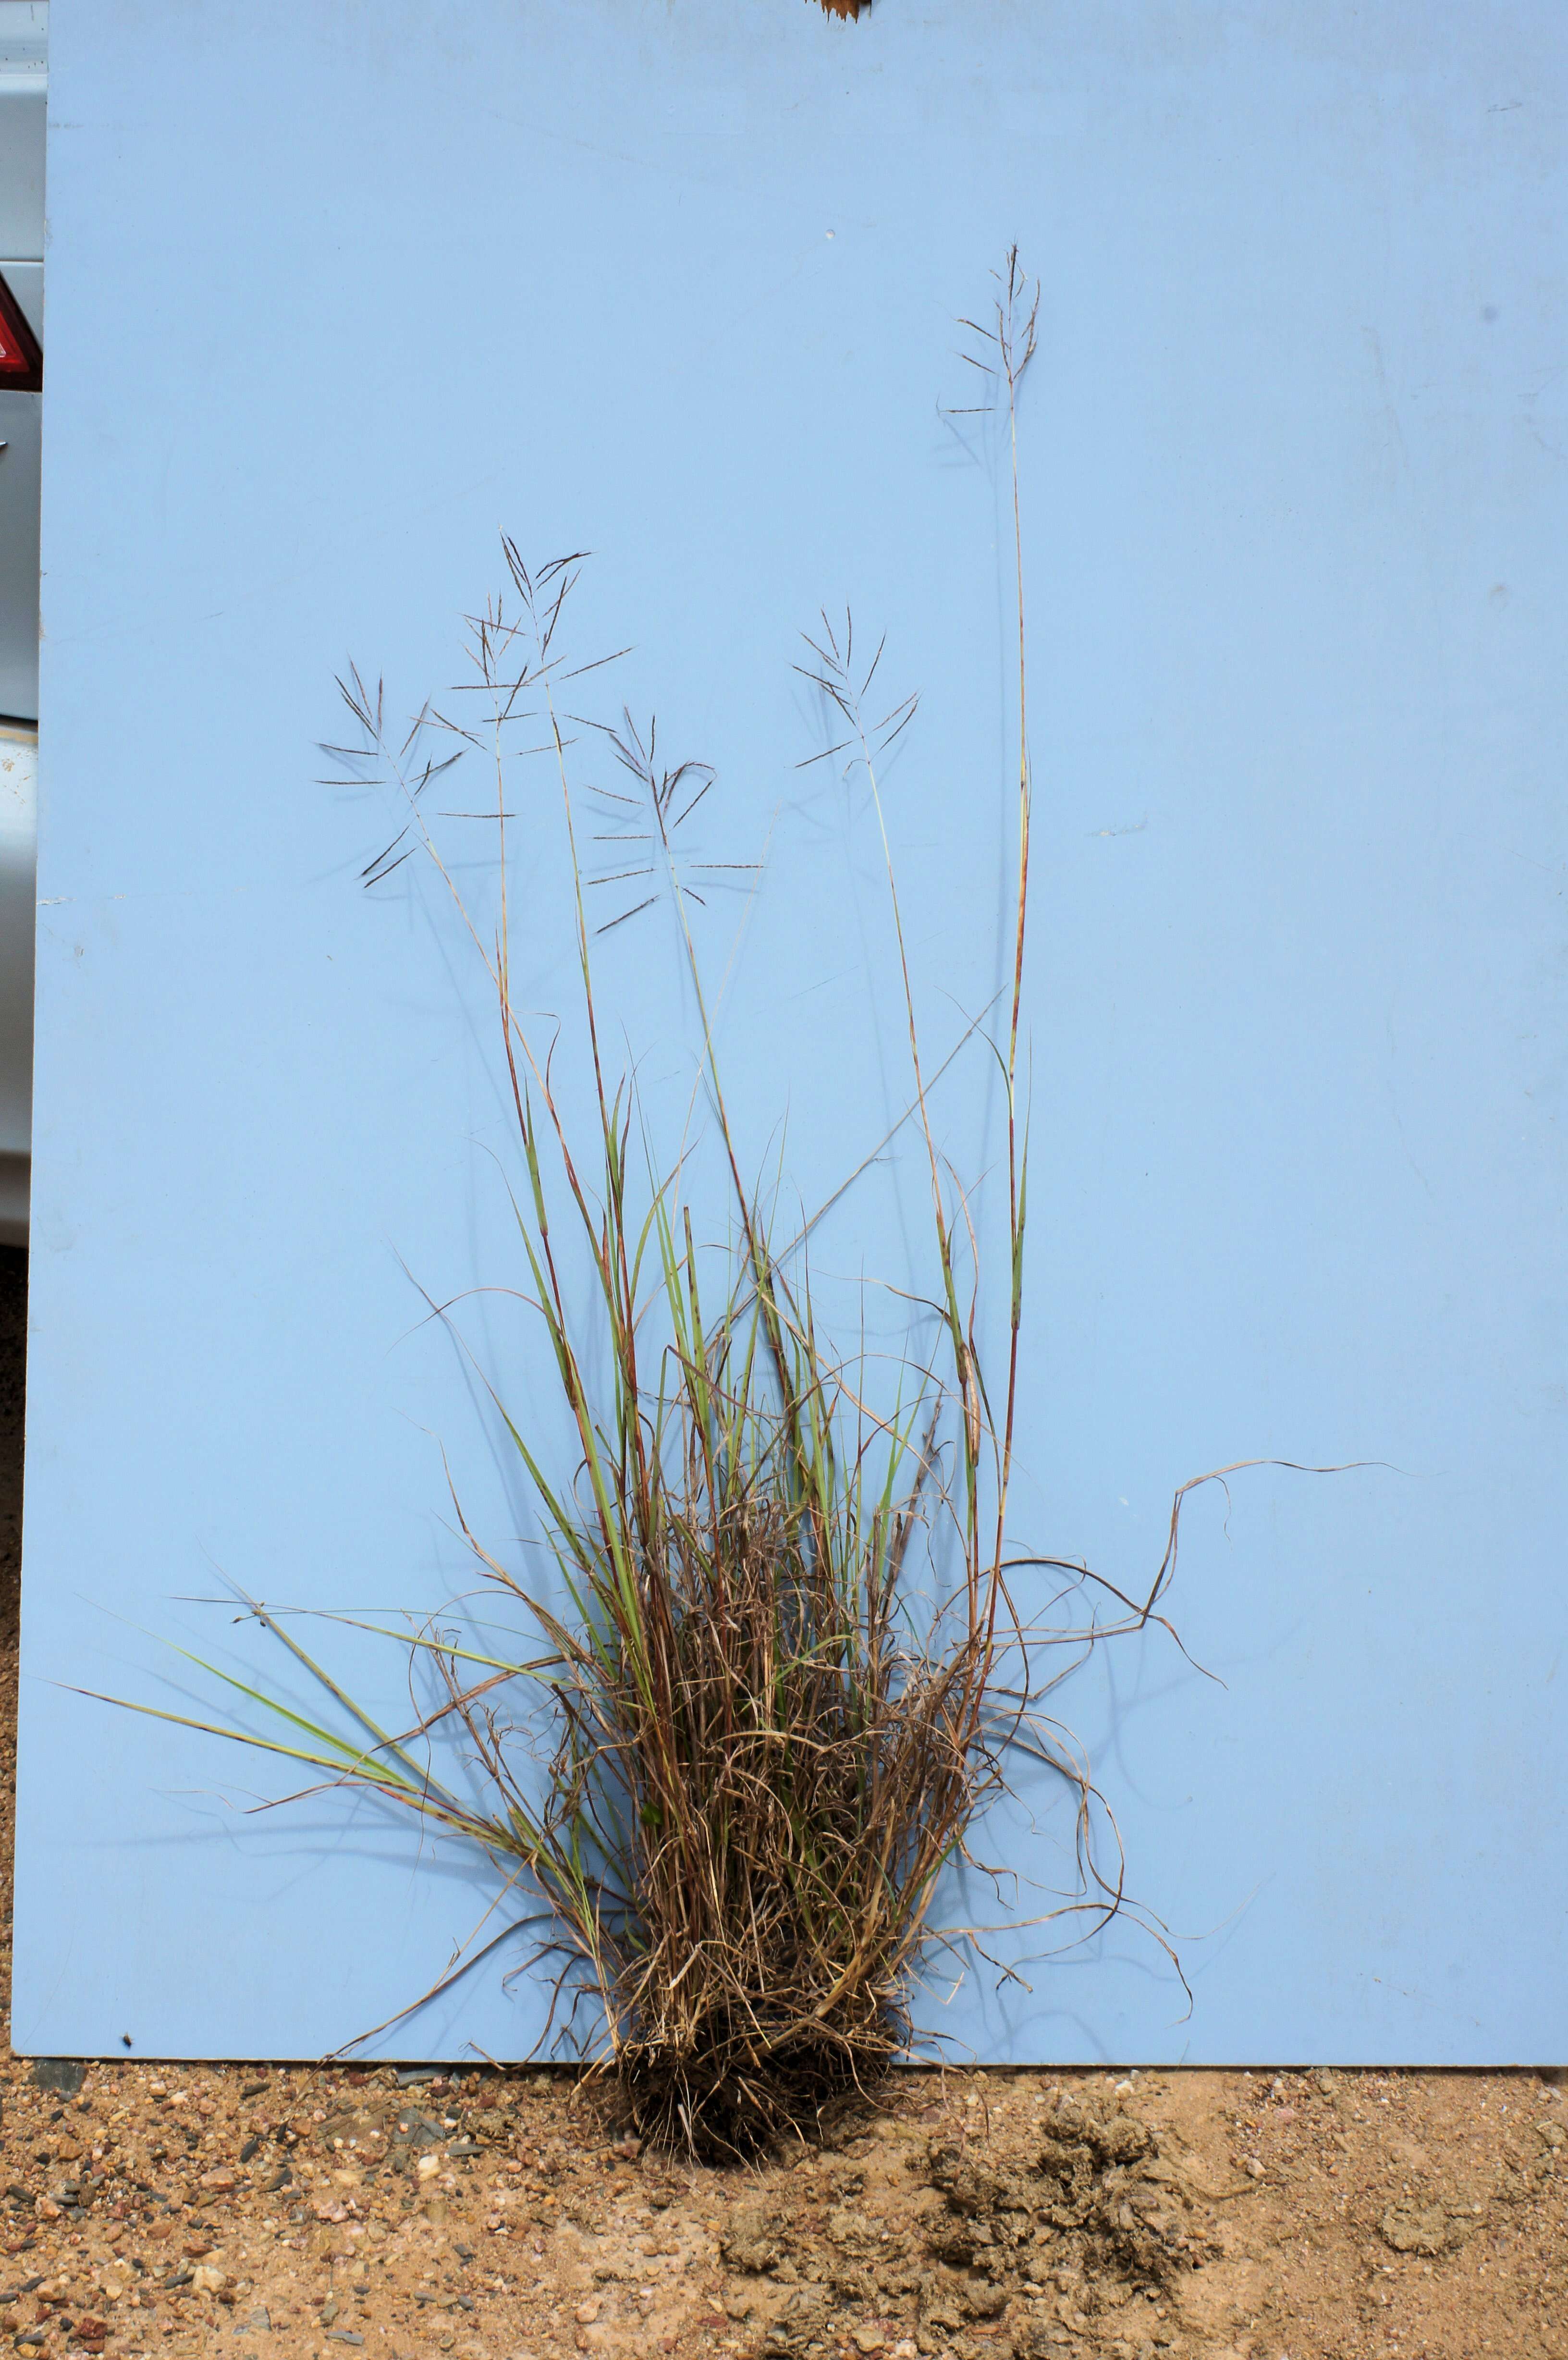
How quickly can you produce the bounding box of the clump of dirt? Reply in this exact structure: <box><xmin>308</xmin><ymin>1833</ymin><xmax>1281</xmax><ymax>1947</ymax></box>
<box><xmin>1376</xmin><ymin>2096</ymin><xmax>1566</xmax><ymax>2262</ymax></box>
<box><xmin>723</xmin><ymin>2209</ymin><xmax>786</xmax><ymax>2275</ymax></box>
<box><xmin>904</xmin><ymin>2087</ymin><xmax>1236</xmax><ymax>2360</ymax></box>
<box><xmin>725</xmin><ymin>2086</ymin><xmax>1245</xmax><ymax>2360</ymax></box>
<box><xmin>926</xmin><ymin>2090</ymin><xmax>1219</xmax><ymax>2296</ymax></box>
<box><xmin>1379</xmin><ymin>2201</ymin><xmax>1464</xmax><ymax>2258</ymax></box>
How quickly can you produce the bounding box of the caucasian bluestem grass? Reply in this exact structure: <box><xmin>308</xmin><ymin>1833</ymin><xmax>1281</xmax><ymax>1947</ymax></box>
<box><xmin>98</xmin><ymin>255</ymin><xmax>1313</xmax><ymax>2158</ymax></box>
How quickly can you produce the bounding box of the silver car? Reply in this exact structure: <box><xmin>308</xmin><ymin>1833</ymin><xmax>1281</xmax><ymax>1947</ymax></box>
<box><xmin>0</xmin><ymin>0</ymin><xmax>43</xmax><ymax>1244</ymax></box>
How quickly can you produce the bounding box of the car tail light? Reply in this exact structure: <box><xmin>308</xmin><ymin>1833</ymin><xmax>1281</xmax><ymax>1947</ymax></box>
<box><xmin>0</xmin><ymin>270</ymin><xmax>40</xmax><ymax>393</ymax></box>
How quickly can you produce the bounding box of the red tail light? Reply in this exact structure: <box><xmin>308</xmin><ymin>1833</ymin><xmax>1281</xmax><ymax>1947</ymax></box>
<box><xmin>0</xmin><ymin>270</ymin><xmax>41</xmax><ymax>393</ymax></box>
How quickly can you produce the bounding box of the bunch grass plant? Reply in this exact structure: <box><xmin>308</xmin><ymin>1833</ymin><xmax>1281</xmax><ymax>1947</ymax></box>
<box><xmin>98</xmin><ymin>257</ymin><xmax>1304</xmax><ymax>2158</ymax></box>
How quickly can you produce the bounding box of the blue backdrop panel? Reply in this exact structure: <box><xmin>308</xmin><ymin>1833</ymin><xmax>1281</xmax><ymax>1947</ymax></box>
<box><xmin>15</xmin><ymin>0</ymin><xmax>1567</xmax><ymax>2063</ymax></box>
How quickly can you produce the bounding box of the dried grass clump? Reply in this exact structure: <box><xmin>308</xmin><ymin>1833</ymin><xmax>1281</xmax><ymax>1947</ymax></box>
<box><xmin>294</xmin><ymin>529</ymin><xmax>1035</xmax><ymax>2155</ymax></box>
<box><xmin>97</xmin><ymin>255</ymin><xmax>1289</xmax><ymax>2159</ymax></box>
<box><xmin>368</xmin><ymin>448</ymin><xmax>1039</xmax><ymax>2151</ymax></box>
<box><xmin>553</xmin><ymin>1403</ymin><xmax>1000</xmax><ymax>2155</ymax></box>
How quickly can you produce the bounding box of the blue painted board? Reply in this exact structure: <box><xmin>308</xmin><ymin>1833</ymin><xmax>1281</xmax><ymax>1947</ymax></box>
<box><xmin>14</xmin><ymin>0</ymin><xmax>1567</xmax><ymax>2063</ymax></box>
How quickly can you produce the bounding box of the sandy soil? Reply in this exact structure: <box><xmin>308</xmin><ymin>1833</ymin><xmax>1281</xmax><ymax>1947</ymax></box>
<box><xmin>0</xmin><ymin>1248</ymin><xmax>1562</xmax><ymax>2360</ymax></box>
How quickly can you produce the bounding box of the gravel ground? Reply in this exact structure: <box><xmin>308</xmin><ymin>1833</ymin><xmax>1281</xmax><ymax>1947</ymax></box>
<box><xmin>0</xmin><ymin>1248</ymin><xmax>1562</xmax><ymax>2360</ymax></box>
